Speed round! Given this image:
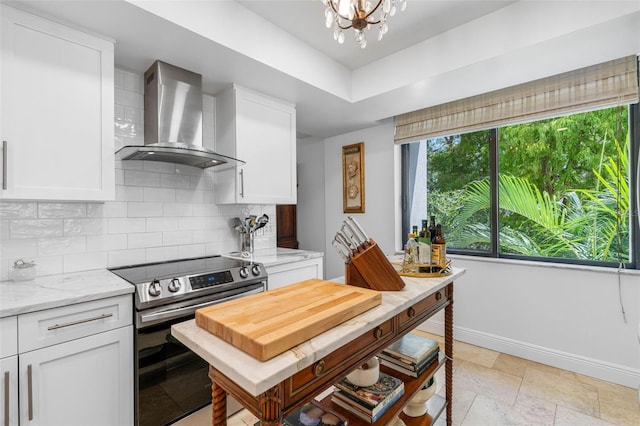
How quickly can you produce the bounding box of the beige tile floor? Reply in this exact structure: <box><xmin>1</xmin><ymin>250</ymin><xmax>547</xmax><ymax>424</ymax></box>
<box><xmin>180</xmin><ymin>332</ymin><xmax>640</xmax><ymax>426</ymax></box>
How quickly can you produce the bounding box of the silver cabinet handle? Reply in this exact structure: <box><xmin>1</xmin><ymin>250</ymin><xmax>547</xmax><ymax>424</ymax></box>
<box><xmin>47</xmin><ymin>313</ymin><xmax>113</xmax><ymax>331</ymax></box>
<box><xmin>3</xmin><ymin>371</ymin><xmax>8</xmax><ymax>426</ymax></box>
<box><xmin>2</xmin><ymin>141</ymin><xmax>6</xmax><ymax>190</ymax></box>
<box><xmin>239</xmin><ymin>168</ymin><xmax>244</xmax><ymax>198</ymax></box>
<box><xmin>27</xmin><ymin>365</ymin><xmax>33</xmax><ymax>421</ymax></box>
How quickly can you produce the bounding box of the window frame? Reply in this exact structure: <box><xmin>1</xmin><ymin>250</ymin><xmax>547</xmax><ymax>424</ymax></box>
<box><xmin>401</xmin><ymin>104</ymin><xmax>640</xmax><ymax>269</ymax></box>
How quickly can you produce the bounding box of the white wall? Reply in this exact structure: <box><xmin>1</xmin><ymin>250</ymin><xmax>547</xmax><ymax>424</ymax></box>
<box><xmin>296</xmin><ymin>136</ymin><xmax>326</xmax><ymax>258</ymax></box>
<box><xmin>296</xmin><ymin>117</ymin><xmax>640</xmax><ymax>389</ymax></box>
<box><xmin>0</xmin><ymin>68</ymin><xmax>276</xmax><ymax>279</ymax></box>
<box><xmin>322</xmin><ymin>119</ymin><xmax>397</xmax><ymax>280</ymax></box>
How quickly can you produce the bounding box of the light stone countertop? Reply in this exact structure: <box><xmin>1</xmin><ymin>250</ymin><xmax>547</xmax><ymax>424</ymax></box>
<box><xmin>223</xmin><ymin>247</ymin><xmax>324</xmax><ymax>267</ymax></box>
<box><xmin>171</xmin><ymin>267</ymin><xmax>465</xmax><ymax>397</ymax></box>
<box><xmin>0</xmin><ymin>269</ymin><xmax>134</xmax><ymax>318</ymax></box>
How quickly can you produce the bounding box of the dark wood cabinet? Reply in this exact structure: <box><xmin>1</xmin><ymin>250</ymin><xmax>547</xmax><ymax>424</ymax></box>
<box><xmin>276</xmin><ymin>204</ymin><xmax>298</xmax><ymax>249</ymax></box>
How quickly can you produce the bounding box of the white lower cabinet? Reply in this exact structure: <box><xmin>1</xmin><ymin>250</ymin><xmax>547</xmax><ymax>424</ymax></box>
<box><xmin>1</xmin><ymin>356</ymin><xmax>18</xmax><ymax>426</ymax></box>
<box><xmin>266</xmin><ymin>257</ymin><xmax>324</xmax><ymax>290</ymax></box>
<box><xmin>18</xmin><ymin>327</ymin><xmax>132</xmax><ymax>426</ymax></box>
<box><xmin>0</xmin><ymin>295</ymin><xmax>133</xmax><ymax>426</ymax></box>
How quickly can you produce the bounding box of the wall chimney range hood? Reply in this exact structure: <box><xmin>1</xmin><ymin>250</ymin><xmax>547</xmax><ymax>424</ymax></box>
<box><xmin>115</xmin><ymin>60</ymin><xmax>243</xmax><ymax>169</ymax></box>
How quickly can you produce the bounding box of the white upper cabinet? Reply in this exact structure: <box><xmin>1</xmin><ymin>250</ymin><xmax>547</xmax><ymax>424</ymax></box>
<box><xmin>215</xmin><ymin>85</ymin><xmax>297</xmax><ymax>204</ymax></box>
<box><xmin>0</xmin><ymin>5</ymin><xmax>115</xmax><ymax>201</ymax></box>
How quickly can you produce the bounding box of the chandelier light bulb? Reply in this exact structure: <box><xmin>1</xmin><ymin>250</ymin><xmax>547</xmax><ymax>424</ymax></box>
<box><xmin>323</xmin><ymin>0</ymin><xmax>406</xmax><ymax>48</ymax></box>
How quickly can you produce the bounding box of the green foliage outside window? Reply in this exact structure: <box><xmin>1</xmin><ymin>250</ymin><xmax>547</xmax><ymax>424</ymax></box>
<box><xmin>424</xmin><ymin>106</ymin><xmax>630</xmax><ymax>263</ymax></box>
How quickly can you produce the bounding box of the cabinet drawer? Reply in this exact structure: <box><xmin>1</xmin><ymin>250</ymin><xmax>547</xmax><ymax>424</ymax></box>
<box><xmin>284</xmin><ymin>318</ymin><xmax>394</xmax><ymax>407</ymax></box>
<box><xmin>18</xmin><ymin>295</ymin><xmax>132</xmax><ymax>352</ymax></box>
<box><xmin>398</xmin><ymin>286</ymin><xmax>449</xmax><ymax>331</ymax></box>
<box><xmin>0</xmin><ymin>316</ymin><xmax>17</xmax><ymax>357</ymax></box>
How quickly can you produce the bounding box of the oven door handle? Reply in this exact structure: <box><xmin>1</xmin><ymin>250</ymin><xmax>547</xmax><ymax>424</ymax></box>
<box><xmin>138</xmin><ymin>287</ymin><xmax>264</xmax><ymax>325</ymax></box>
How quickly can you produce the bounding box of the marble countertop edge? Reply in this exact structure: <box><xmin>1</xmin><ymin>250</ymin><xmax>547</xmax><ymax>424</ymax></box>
<box><xmin>171</xmin><ymin>267</ymin><xmax>465</xmax><ymax>396</ymax></box>
<box><xmin>0</xmin><ymin>268</ymin><xmax>134</xmax><ymax>317</ymax></box>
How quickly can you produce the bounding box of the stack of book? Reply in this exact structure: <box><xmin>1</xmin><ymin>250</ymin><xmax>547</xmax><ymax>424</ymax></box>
<box><xmin>378</xmin><ymin>333</ymin><xmax>440</xmax><ymax>378</ymax></box>
<box><xmin>330</xmin><ymin>372</ymin><xmax>404</xmax><ymax>423</ymax></box>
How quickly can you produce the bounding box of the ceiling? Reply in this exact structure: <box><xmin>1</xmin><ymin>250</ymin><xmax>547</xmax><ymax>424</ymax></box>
<box><xmin>6</xmin><ymin>1</ymin><xmax>639</xmax><ymax>140</ymax></box>
<box><xmin>236</xmin><ymin>1</ymin><xmax>516</xmax><ymax>70</ymax></box>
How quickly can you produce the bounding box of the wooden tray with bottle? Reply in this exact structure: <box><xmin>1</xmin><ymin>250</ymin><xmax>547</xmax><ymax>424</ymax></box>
<box><xmin>392</xmin><ymin>261</ymin><xmax>452</xmax><ymax>278</ymax></box>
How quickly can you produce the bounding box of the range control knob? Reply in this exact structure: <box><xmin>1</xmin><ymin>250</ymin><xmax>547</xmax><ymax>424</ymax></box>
<box><xmin>251</xmin><ymin>264</ymin><xmax>262</xmax><ymax>276</ymax></box>
<box><xmin>148</xmin><ymin>279</ymin><xmax>161</xmax><ymax>297</ymax></box>
<box><xmin>168</xmin><ymin>278</ymin><xmax>181</xmax><ymax>293</ymax></box>
<box><xmin>239</xmin><ymin>267</ymin><xmax>249</xmax><ymax>279</ymax></box>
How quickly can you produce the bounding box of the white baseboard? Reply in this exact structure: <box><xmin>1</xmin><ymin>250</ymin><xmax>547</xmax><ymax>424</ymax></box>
<box><xmin>417</xmin><ymin>319</ymin><xmax>640</xmax><ymax>389</ymax></box>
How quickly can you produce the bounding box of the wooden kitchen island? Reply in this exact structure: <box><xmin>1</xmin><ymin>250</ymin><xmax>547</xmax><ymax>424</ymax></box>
<box><xmin>172</xmin><ymin>268</ymin><xmax>464</xmax><ymax>426</ymax></box>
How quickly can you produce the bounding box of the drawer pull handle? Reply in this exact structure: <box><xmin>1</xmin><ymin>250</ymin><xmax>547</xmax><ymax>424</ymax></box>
<box><xmin>47</xmin><ymin>313</ymin><xmax>113</xmax><ymax>331</ymax></box>
<box><xmin>239</xmin><ymin>169</ymin><xmax>244</xmax><ymax>198</ymax></box>
<box><xmin>373</xmin><ymin>326</ymin><xmax>384</xmax><ymax>339</ymax></box>
<box><xmin>313</xmin><ymin>360</ymin><xmax>326</xmax><ymax>377</ymax></box>
<box><xmin>2</xmin><ymin>141</ymin><xmax>6</xmax><ymax>190</ymax></box>
<box><xmin>407</xmin><ymin>307</ymin><xmax>416</xmax><ymax>318</ymax></box>
<box><xmin>4</xmin><ymin>371</ymin><xmax>9</xmax><ymax>426</ymax></box>
<box><xmin>27</xmin><ymin>365</ymin><xmax>33</xmax><ymax>421</ymax></box>
<box><xmin>436</xmin><ymin>292</ymin><xmax>442</xmax><ymax>301</ymax></box>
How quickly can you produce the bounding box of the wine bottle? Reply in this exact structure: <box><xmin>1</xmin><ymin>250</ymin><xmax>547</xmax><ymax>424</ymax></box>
<box><xmin>431</xmin><ymin>224</ymin><xmax>446</xmax><ymax>270</ymax></box>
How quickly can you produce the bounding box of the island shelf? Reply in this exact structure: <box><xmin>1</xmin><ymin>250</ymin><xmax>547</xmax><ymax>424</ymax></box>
<box><xmin>171</xmin><ymin>268</ymin><xmax>465</xmax><ymax>426</ymax></box>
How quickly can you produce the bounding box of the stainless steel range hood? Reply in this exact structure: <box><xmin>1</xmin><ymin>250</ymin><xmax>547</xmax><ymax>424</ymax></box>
<box><xmin>115</xmin><ymin>60</ymin><xmax>243</xmax><ymax>169</ymax></box>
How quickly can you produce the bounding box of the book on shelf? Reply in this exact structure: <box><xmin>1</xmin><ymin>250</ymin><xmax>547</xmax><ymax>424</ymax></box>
<box><xmin>381</xmin><ymin>332</ymin><xmax>439</xmax><ymax>365</ymax></box>
<box><xmin>331</xmin><ymin>386</ymin><xmax>404</xmax><ymax>423</ymax></box>
<box><xmin>253</xmin><ymin>399</ymin><xmax>348</xmax><ymax>426</ymax></box>
<box><xmin>331</xmin><ymin>372</ymin><xmax>404</xmax><ymax>423</ymax></box>
<box><xmin>379</xmin><ymin>350</ymin><xmax>440</xmax><ymax>378</ymax></box>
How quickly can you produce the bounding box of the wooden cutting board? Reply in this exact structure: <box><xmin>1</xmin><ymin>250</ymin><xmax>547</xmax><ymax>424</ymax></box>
<box><xmin>195</xmin><ymin>279</ymin><xmax>381</xmax><ymax>361</ymax></box>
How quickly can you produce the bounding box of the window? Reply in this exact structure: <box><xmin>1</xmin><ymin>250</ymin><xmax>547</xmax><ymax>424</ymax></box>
<box><xmin>401</xmin><ymin>104</ymin><xmax>639</xmax><ymax>267</ymax></box>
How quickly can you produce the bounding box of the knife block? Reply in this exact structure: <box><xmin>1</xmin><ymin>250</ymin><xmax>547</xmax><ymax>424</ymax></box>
<box><xmin>346</xmin><ymin>239</ymin><xmax>405</xmax><ymax>291</ymax></box>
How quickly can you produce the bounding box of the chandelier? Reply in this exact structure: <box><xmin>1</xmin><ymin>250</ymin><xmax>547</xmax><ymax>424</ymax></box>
<box><xmin>322</xmin><ymin>0</ymin><xmax>407</xmax><ymax>48</ymax></box>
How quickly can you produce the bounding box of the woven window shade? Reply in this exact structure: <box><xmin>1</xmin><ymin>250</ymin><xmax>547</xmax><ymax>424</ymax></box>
<box><xmin>394</xmin><ymin>55</ymin><xmax>639</xmax><ymax>144</ymax></box>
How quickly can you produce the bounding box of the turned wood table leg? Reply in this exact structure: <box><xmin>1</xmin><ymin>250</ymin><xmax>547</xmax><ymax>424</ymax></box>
<box><xmin>211</xmin><ymin>381</ymin><xmax>227</xmax><ymax>426</ymax></box>
<box><xmin>258</xmin><ymin>385</ymin><xmax>282</xmax><ymax>426</ymax></box>
<box><xmin>445</xmin><ymin>283</ymin><xmax>454</xmax><ymax>426</ymax></box>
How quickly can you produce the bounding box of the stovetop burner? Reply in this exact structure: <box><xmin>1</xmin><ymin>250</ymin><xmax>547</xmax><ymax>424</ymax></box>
<box><xmin>109</xmin><ymin>255</ymin><xmax>267</xmax><ymax>312</ymax></box>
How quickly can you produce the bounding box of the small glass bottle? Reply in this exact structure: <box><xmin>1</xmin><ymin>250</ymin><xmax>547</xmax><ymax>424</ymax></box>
<box><xmin>431</xmin><ymin>224</ymin><xmax>446</xmax><ymax>271</ymax></box>
<box><xmin>403</xmin><ymin>232</ymin><xmax>418</xmax><ymax>273</ymax></box>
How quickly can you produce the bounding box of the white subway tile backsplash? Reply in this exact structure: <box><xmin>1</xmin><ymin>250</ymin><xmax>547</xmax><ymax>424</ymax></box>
<box><xmin>10</xmin><ymin>220</ymin><xmax>63</xmax><ymax>239</ymax></box>
<box><xmin>161</xmin><ymin>173</ymin><xmax>191</xmax><ymax>189</ymax></box>
<box><xmin>114</xmin><ymin>103</ymin><xmax>125</xmax><ymax>122</ymax></box>
<box><xmin>86</xmin><ymin>234</ymin><xmax>128</xmax><ymax>252</ymax></box>
<box><xmin>0</xmin><ymin>202</ymin><xmax>37</xmax><ymax>219</ymax></box>
<box><xmin>176</xmin><ymin>189</ymin><xmax>204</xmax><ymax>203</ymax></box>
<box><xmin>192</xmin><ymin>203</ymin><xmax>217</xmax><ymax>217</ymax></box>
<box><xmin>64</xmin><ymin>252</ymin><xmax>108</xmax><ymax>272</ymax></box>
<box><xmin>31</xmin><ymin>255</ymin><xmax>64</xmax><ymax>278</ymax></box>
<box><xmin>127</xmin><ymin>202</ymin><xmax>163</xmax><ymax>218</ymax></box>
<box><xmin>125</xmin><ymin>170</ymin><xmax>161</xmax><ymax>187</ymax></box>
<box><xmin>163</xmin><ymin>230</ymin><xmax>192</xmax><ymax>246</ymax></box>
<box><xmin>108</xmin><ymin>218</ymin><xmax>146</xmax><ymax>234</ymax></box>
<box><xmin>178</xmin><ymin>216</ymin><xmax>206</xmax><ymax>231</ymax></box>
<box><xmin>178</xmin><ymin>244</ymin><xmax>206</xmax><ymax>259</ymax></box>
<box><xmin>174</xmin><ymin>164</ymin><xmax>204</xmax><ymax>176</ymax></box>
<box><xmin>146</xmin><ymin>217</ymin><xmax>178</xmax><ymax>232</ymax></box>
<box><xmin>192</xmin><ymin>230</ymin><xmax>217</xmax><ymax>245</ymax></box>
<box><xmin>108</xmin><ymin>248</ymin><xmax>146</xmax><ymax>268</ymax></box>
<box><xmin>63</xmin><ymin>218</ymin><xmax>107</xmax><ymax>236</ymax></box>
<box><xmin>0</xmin><ymin>221</ymin><xmax>8</xmax><ymax>241</ymax></box>
<box><xmin>87</xmin><ymin>202</ymin><xmax>127</xmax><ymax>218</ymax></box>
<box><xmin>128</xmin><ymin>232</ymin><xmax>163</xmax><ymax>249</ymax></box>
<box><xmin>119</xmin><ymin>160</ymin><xmax>144</xmax><ymax>171</ymax></box>
<box><xmin>143</xmin><ymin>187</ymin><xmax>176</xmax><ymax>202</ymax></box>
<box><xmin>115</xmin><ymin>185</ymin><xmax>144</xmax><ymax>202</ymax></box>
<box><xmin>38</xmin><ymin>237</ymin><xmax>86</xmax><ymax>256</ymax></box>
<box><xmin>163</xmin><ymin>203</ymin><xmax>193</xmax><ymax>217</ymax></box>
<box><xmin>39</xmin><ymin>203</ymin><xmax>87</xmax><ymax>219</ymax></box>
<box><xmin>115</xmin><ymin>88</ymin><xmax>143</xmax><ymax>109</ymax></box>
<box><xmin>146</xmin><ymin>246</ymin><xmax>178</xmax><ymax>262</ymax></box>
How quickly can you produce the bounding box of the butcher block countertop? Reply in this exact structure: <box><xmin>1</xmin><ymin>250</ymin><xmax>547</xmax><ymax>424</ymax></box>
<box><xmin>171</xmin><ymin>267</ymin><xmax>465</xmax><ymax>397</ymax></box>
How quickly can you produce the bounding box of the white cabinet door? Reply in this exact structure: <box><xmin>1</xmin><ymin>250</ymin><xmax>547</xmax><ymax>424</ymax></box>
<box><xmin>18</xmin><ymin>327</ymin><xmax>133</xmax><ymax>426</ymax></box>
<box><xmin>266</xmin><ymin>257</ymin><xmax>324</xmax><ymax>290</ymax></box>
<box><xmin>0</xmin><ymin>356</ymin><xmax>18</xmax><ymax>426</ymax></box>
<box><xmin>215</xmin><ymin>86</ymin><xmax>296</xmax><ymax>204</ymax></box>
<box><xmin>0</xmin><ymin>5</ymin><xmax>115</xmax><ymax>201</ymax></box>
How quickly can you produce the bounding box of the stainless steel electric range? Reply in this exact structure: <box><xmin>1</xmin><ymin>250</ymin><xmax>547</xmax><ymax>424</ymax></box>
<box><xmin>110</xmin><ymin>255</ymin><xmax>267</xmax><ymax>426</ymax></box>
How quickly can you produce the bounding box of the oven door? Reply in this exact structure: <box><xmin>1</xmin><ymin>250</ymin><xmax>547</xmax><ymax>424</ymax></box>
<box><xmin>135</xmin><ymin>281</ymin><xmax>264</xmax><ymax>426</ymax></box>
